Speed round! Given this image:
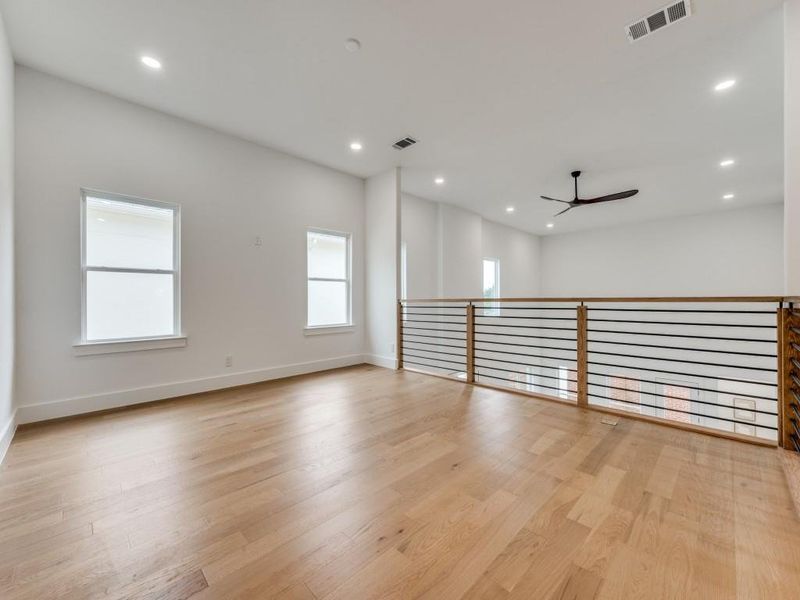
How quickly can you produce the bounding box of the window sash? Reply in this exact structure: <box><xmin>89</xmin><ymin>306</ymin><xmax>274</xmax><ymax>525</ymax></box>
<box><xmin>80</xmin><ymin>189</ymin><xmax>181</xmax><ymax>343</ymax></box>
<box><xmin>306</xmin><ymin>229</ymin><xmax>352</xmax><ymax>327</ymax></box>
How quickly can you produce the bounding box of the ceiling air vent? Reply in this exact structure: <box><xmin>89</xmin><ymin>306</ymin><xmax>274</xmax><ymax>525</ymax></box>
<box><xmin>626</xmin><ymin>0</ymin><xmax>692</xmax><ymax>43</ymax></box>
<box><xmin>392</xmin><ymin>136</ymin><xmax>417</xmax><ymax>150</ymax></box>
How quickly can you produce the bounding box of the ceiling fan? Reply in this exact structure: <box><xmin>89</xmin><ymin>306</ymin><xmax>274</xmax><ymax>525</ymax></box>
<box><xmin>542</xmin><ymin>171</ymin><xmax>638</xmax><ymax>217</ymax></box>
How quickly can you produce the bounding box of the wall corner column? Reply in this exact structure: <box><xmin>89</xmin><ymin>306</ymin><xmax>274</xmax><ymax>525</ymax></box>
<box><xmin>785</xmin><ymin>0</ymin><xmax>800</xmax><ymax>294</ymax></box>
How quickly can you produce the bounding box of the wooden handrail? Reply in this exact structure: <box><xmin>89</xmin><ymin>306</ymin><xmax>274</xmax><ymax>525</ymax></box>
<box><xmin>401</xmin><ymin>296</ymin><xmax>786</xmax><ymax>304</ymax></box>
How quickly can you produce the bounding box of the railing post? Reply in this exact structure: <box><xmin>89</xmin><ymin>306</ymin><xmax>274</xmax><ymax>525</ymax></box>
<box><xmin>781</xmin><ymin>302</ymin><xmax>800</xmax><ymax>451</ymax></box>
<box><xmin>577</xmin><ymin>303</ymin><xmax>588</xmax><ymax>408</ymax></box>
<box><xmin>466</xmin><ymin>302</ymin><xmax>475</xmax><ymax>383</ymax></box>
<box><xmin>779</xmin><ymin>304</ymin><xmax>786</xmax><ymax>447</ymax></box>
<box><xmin>396</xmin><ymin>300</ymin><xmax>404</xmax><ymax>370</ymax></box>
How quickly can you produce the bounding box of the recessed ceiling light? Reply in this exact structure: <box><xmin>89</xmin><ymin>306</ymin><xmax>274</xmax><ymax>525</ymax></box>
<box><xmin>546</xmin><ymin>223</ymin><xmax>554</xmax><ymax>229</ymax></box>
<box><xmin>723</xmin><ymin>193</ymin><xmax>735</xmax><ymax>200</ymax></box>
<box><xmin>349</xmin><ymin>141</ymin><xmax>362</xmax><ymax>151</ymax></box>
<box><xmin>344</xmin><ymin>38</ymin><xmax>361</xmax><ymax>52</ymax></box>
<box><xmin>140</xmin><ymin>56</ymin><xmax>162</xmax><ymax>70</ymax></box>
<box><xmin>506</xmin><ymin>206</ymin><xmax>515</xmax><ymax>213</ymax></box>
<box><xmin>719</xmin><ymin>159</ymin><xmax>735</xmax><ymax>168</ymax></box>
<box><xmin>714</xmin><ymin>79</ymin><xmax>737</xmax><ymax>92</ymax></box>
<box><xmin>434</xmin><ymin>177</ymin><xmax>445</xmax><ymax>185</ymax></box>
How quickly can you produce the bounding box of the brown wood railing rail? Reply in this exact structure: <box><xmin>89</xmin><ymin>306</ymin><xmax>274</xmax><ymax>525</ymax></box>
<box><xmin>781</xmin><ymin>301</ymin><xmax>800</xmax><ymax>452</ymax></box>
<box><xmin>398</xmin><ymin>296</ymin><xmax>800</xmax><ymax>448</ymax></box>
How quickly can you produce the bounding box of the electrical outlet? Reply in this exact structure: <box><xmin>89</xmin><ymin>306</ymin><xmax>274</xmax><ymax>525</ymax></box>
<box><xmin>390</xmin><ymin>343</ymin><xmax>395</xmax><ymax>353</ymax></box>
<box><xmin>255</xmin><ymin>236</ymin><xmax>263</xmax><ymax>246</ymax></box>
<box><xmin>225</xmin><ymin>355</ymin><xmax>233</xmax><ymax>368</ymax></box>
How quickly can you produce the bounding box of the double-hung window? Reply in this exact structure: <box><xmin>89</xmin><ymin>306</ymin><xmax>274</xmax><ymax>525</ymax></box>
<box><xmin>306</xmin><ymin>229</ymin><xmax>351</xmax><ymax>328</ymax></box>
<box><xmin>80</xmin><ymin>190</ymin><xmax>180</xmax><ymax>343</ymax></box>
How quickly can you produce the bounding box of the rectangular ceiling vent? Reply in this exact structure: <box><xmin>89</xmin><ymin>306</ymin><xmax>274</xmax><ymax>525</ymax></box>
<box><xmin>626</xmin><ymin>1</ymin><xmax>692</xmax><ymax>43</ymax></box>
<box><xmin>392</xmin><ymin>136</ymin><xmax>417</xmax><ymax>150</ymax></box>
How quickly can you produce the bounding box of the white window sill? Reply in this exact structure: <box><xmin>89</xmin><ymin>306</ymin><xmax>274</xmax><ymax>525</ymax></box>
<box><xmin>304</xmin><ymin>324</ymin><xmax>355</xmax><ymax>336</ymax></box>
<box><xmin>74</xmin><ymin>336</ymin><xmax>188</xmax><ymax>356</ymax></box>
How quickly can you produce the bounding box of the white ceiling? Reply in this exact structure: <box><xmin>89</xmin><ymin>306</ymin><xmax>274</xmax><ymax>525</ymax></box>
<box><xmin>0</xmin><ymin>0</ymin><xmax>784</xmax><ymax>234</ymax></box>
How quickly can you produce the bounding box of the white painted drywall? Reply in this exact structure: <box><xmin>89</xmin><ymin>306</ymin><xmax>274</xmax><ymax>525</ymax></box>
<box><xmin>400</xmin><ymin>194</ymin><xmax>439</xmax><ymax>299</ymax></box>
<box><xmin>481</xmin><ymin>219</ymin><xmax>540</xmax><ymax>297</ymax></box>
<box><xmin>401</xmin><ymin>195</ymin><xmax>541</xmax><ymax>299</ymax></box>
<box><xmin>787</xmin><ymin>0</ymin><xmax>800</xmax><ymax>294</ymax></box>
<box><xmin>0</xmin><ymin>10</ymin><xmax>15</xmax><ymax>460</ymax></box>
<box><xmin>14</xmin><ymin>67</ymin><xmax>366</xmax><ymax>422</ymax></box>
<box><xmin>540</xmin><ymin>205</ymin><xmax>784</xmax><ymax>297</ymax></box>
<box><xmin>438</xmin><ymin>203</ymin><xmax>483</xmax><ymax>298</ymax></box>
<box><xmin>365</xmin><ymin>168</ymin><xmax>400</xmax><ymax>367</ymax></box>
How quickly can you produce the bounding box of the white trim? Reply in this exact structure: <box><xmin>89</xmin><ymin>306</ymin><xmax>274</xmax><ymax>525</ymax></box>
<box><xmin>0</xmin><ymin>409</ymin><xmax>17</xmax><ymax>466</ymax></box>
<box><xmin>304</xmin><ymin>325</ymin><xmax>355</xmax><ymax>336</ymax></box>
<box><xmin>74</xmin><ymin>335</ymin><xmax>188</xmax><ymax>356</ymax></box>
<box><xmin>16</xmin><ymin>355</ymin><xmax>367</xmax><ymax>424</ymax></box>
<box><xmin>364</xmin><ymin>354</ymin><xmax>397</xmax><ymax>369</ymax></box>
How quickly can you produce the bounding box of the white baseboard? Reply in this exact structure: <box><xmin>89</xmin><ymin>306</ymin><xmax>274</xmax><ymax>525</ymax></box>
<box><xmin>364</xmin><ymin>354</ymin><xmax>397</xmax><ymax>369</ymax></box>
<box><xmin>16</xmin><ymin>354</ymin><xmax>367</xmax><ymax>425</ymax></box>
<box><xmin>0</xmin><ymin>409</ymin><xmax>17</xmax><ymax>466</ymax></box>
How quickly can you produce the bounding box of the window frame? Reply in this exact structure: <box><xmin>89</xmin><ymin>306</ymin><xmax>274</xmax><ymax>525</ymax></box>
<box><xmin>79</xmin><ymin>188</ymin><xmax>182</xmax><ymax>345</ymax></box>
<box><xmin>305</xmin><ymin>227</ymin><xmax>353</xmax><ymax>331</ymax></box>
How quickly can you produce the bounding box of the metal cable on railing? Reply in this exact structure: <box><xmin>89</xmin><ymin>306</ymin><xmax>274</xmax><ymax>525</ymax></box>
<box><xmin>398</xmin><ymin>297</ymin><xmax>794</xmax><ymax>447</ymax></box>
<box><xmin>399</xmin><ymin>302</ymin><xmax>468</xmax><ymax>378</ymax></box>
<box><xmin>472</xmin><ymin>302</ymin><xmax>579</xmax><ymax>402</ymax></box>
<box><xmin>585</xmin><ymin>302</ymin><xmax>779</xmax><ymax>442</ymax></box>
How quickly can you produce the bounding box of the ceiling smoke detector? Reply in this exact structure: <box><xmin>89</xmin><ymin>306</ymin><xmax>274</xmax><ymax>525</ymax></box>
<box><xmin>626</xmin><ymin>1</ymin><xmax>692</xmax><ymax>43</ymax></box>
<box><xmin>392</xmin><ymin>136</ymin><xmax>417</xmax><ymax>150</ymax></box>
<box><xmin>344</xmin><ymin>38</ymin><xmax>361</xmax><ymax>52</ymax></box>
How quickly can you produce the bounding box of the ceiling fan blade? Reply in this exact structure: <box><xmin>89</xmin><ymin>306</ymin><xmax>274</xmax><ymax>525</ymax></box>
<box><xmin>541</xmin><ymin>196</ymin><xmax>570</xmax><ymax>204</ymax></box>
<box><xmin>582</xmin><ymin>190</ymin><xmax>639</xmax><ymax>203</ymax></box>
<box><xmin>554</xmin><ymin>205</ymin><xmax>573</xmax><ymax>217</ymax></box>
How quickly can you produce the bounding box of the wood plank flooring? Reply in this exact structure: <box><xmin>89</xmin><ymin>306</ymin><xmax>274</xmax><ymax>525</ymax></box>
<box><xmin>1</xmin><ymin>364</ymin><xmax>799</xmax><ymax>599</ymax></box>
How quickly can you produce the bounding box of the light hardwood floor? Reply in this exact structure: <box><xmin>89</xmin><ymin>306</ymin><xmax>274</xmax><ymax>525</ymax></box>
<box><xmin>2</xmin><ymin>365</ymin><xmax>799</xmax><ymax>599</ymax></box>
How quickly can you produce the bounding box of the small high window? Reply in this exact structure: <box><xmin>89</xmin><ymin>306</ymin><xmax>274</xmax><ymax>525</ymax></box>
<box><xmin>482</xmin><ymin>258</ymin><xmax>500</xmax><ymax>316</ymax></box>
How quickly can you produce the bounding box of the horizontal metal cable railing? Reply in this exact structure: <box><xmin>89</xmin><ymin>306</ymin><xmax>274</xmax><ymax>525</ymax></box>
<box><xmin>473</xmin><ymin>301</ymin><xmax>579</xmax><ymax>401</ymax></box>
<box><xmin>584</xmin><ymin>301</ymin><xmax>777</xmax><ymax>442</ymax></box>
<box><xmin>399</xmin><ymin>302</ymin><xmax>468</xmax><ymax>378</ymax></box>
<box><xmin>398</xmin><ymin>296</ymin><xmax>799</xmax><ymax>447</ymax></box>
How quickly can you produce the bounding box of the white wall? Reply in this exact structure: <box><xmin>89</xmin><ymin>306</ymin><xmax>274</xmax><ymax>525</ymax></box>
<box><xmin>0</xmin><ymin>10</ymin><xmax>15</xmax><ymax>460</ymax></box>
<box><xmin>438</xmin><ymin>203</ymin><xmax>483</xmax><ymax>298</ymax></box>
<box><xmin>481</xmin><ymin>220</ymin><xmax>539</xmax><ymax>297</ymax></box>
<box><xmin>14</xmin><ymin>67</ymin><xmax>366</xmax><ymax>423</ymax></box>
<box><xmin>787</xmin><ymin>0</ymin><xmax>800</xmax><ymax>294</ymax></box>
<box><xmin>401</xmin><ymin>195</ymin><xmax>541</xmax><ymax>299</ymax></box>
<box><xmin>400</xmin><ymin>194</ymin><xmax>438</xmax><ymax>299</ymax></box>
<box><xmin>540</xmin><ymin>204</ymin><xmax>784</xmax><ymax>297</ymax></box>
<box><xmin>365</xmin><ymin>168</ymin><xmax>400</xmax><ymax>367</ymax></box>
